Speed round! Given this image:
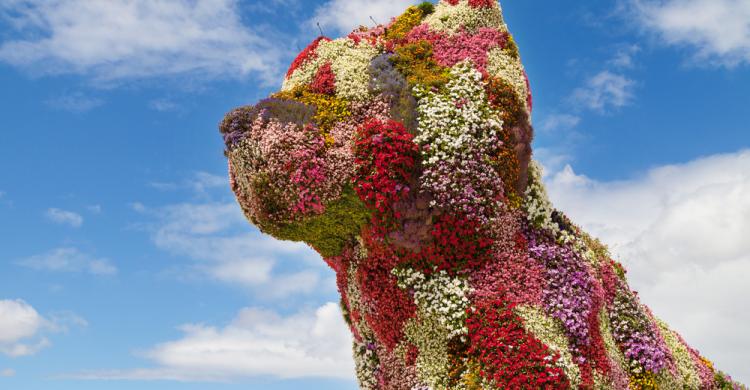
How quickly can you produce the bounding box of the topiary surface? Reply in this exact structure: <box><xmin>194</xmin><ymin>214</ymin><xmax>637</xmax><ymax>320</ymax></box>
<box><xmin>219</xmin><ymin>1</ymin><xmax>744</xmax><ymax>388</ymax></box>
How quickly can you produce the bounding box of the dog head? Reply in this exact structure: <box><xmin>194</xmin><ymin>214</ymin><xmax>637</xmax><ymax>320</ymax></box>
<box><xmin>220</xmin><ymin>0</ymin><xmax>533</xmax><ymax>258</ymax></box>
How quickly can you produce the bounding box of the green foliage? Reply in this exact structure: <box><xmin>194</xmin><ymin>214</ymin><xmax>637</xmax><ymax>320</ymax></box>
<box><xmin>268</xmin><ymin>186</ymin><xmax>370</xmax><ymax>258</ymax></box>
<box><xmin>715</xmin><ymin>371</ymin><xmax>746</xmax><ymax>390</ymax></box>
<box><xmin>504</xmin><ymin>34</ymin><xmax>520</xmax><ymax>59</ymax></box>
<box><xmin>390</xmin><ymin>40</ymin><xmax>450</xmax><ymax>90</ymax></box>
<box><xmin>417</xmin><ymin>2</ymin><xmax>434</xmax><ymax>16</ymax></box>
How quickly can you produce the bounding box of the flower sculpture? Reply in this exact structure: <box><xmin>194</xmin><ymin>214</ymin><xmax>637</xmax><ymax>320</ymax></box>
<box><xmin>219</xmin><ymin>1</ymin><xmax>745</xmax><ymax>388</ymax></box>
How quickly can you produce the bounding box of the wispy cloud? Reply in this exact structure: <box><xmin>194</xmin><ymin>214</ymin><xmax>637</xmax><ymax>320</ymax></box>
<box><xmin>150</xmin><ymin>172</ymin><xmax>226</xmax><ymax>195</ymax></box>
<box><xmin>0</xmin><ymin>0</ymin><xmax>288</xmax><ymax>84</ymax></box>
<box><xmin>45</xmin><ymin>92</ymin><xmax>103</xmax><ymax>112</ymax></box>
<box><xmin>544</xmin><ymin>149</ymin><xmax>750</xmax><ymax>381</ymax></box>
<box><xmin>608</xmin><ymin>44</ymin><xmax>641</xmax><ymax>69</ymax></box>
<box><xmin>148</xmin><ymin>99</ymin><xmax>181</xmax><ymax>113</ymax></box>
<box><xmin>0</xmin><ymin>368</ymin><xmax>14</xmax><ymax>377</ymax></box>
<box><xmin>631</xmin><ymin>0</ymin><xmax>750</xmax><ymax>67</ymax></box>
<box><xmin>45</xmin><ymin>208</ymin><xmax>83</xmax><ymax>228</ymax></box>
<box><xmin>540</xmin><ymin>113</ymin><xmax>581</xmax><ymax>133</ymax></box>
<box><xmin>570</xmin><ymin>70</ymin><xmax>635</xmax><ymax>113</ymax></box>
<box><xmin>310</xmin><ymin>0</ymin><xmax>419</xmax><ymax>35</ymax></box>
<box><xmin>17</xmin><ymin>247</ymin><xmax>118</xmax><ymax>276</ymax></box>
<box><xmin>70</xmin><ymin>302</ymin><xmax>353</xmax><ymax>381</ymax></box>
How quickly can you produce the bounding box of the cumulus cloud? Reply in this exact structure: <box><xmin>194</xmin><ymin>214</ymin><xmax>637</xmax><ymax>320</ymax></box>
<box><xmin>570</xmin><ymin>70</ymin><xmax>635</xmax><ymax>112</ymax></box>
<box><xmin>0</xmin><ymin>300</ymin><xmax>86</xmax><ymax>359</ymax></box>
<box><xmin>72</xmin><ymin>302</ymin><xmax>354</xmax><ymax>381</ymax></box>
<box><xmin>0</xmin><ymin>0</ymin><xmax>286</xmax><ymax>83</ymax></box>
<box><xmin>17</xmin><ymin>247</ymin><xmax>118</xmax><ymax>276</ymax></box>
<box><xmin>310</xmin><ymin>0</ymin><xmax>419</xmax><ymax>34</ymax></box>
<box><xmin>544</xmin><ymin>149</ymin><xmax>750</xmax><ymax>383</ymax></box>
<box><xmin>45</xmin><ymin>208</ymin><xmax>83</xmax><ymax>227</ymax></box>
<box><xmin>144</xmin><ymin>198</ymin><xmax>324</xmax><ymax>298</ymax></box>
<box><xmin>0</xmin><ymin>300</ymin><xmax>49</xmax><ymax>357</ymax></box>
<box><xmin>631</xmin><ymin>0</ymin><xmax>750</xmax><ymax>67</ymax></box>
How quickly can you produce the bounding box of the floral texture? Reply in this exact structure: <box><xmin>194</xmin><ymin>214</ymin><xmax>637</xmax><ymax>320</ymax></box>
<box><xmin>219</xmin><ymin>0</ymin><xmax>744</xmax><ymax>389</ymax></box>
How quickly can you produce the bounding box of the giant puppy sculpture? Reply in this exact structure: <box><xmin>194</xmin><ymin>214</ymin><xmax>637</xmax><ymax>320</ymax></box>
<box><xmin>219</xmin><ymin>1</ymin><xmax>743</xmax><ymax>388</ymax></box>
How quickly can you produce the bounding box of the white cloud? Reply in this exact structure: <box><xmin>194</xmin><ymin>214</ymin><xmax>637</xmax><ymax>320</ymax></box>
<box><xmin>131</xmin><ymin>202</ymin><xmax>147</xmax><ymax>213</ymax></box>
<box><xmin>0</xmin><ymin>299</ymin><xmax>49</xmax><ymax>357</ymax></box>
<box><xmin>86</xmin><ymin>204</ymin><xmax>102</xmax><ymax>214</ymax></box>
<box><xmin>544</xmin><ymin>149</ymin><xmax>750</xmax><ymax>383</ymax></box>
<box><xmin>0</xmin><ymin>0</ymin><xmax>286</xmax><ymax>83</ymax></box>
<box><xmin>45</xmin><ymin>208</ymin><xmax>83</xmax><ymax>227</ymax></box>
<box><xmin>150</xmin><ymin>172</ymin><xmax>226</xmax><ymax>194</ymax></box>
<box><xmin>207</xmin><ymin>259</ymin><xmax>274</xmax><ymax>286</ymax></box>
<box><xmin>632</xmin><ymin>0</ymin><xmax>750</xmax><ymax>67</ymax></box>
<box><xmin>0</xmin><ymin>368</ymin><xmax>14</xmax><ymax>377</ymax></box>
<box><xmin>146</xmin><ymin>200</ymin><xmax>324</xmax><ymax>298</ymax></box>
<box><xmin>149</xmin><ymin>99</ymin><xmax>180</xmax><ymax>113</ymax></box>
<box><xmin>310</xmin><ymin>0</ymin><xmax>419</xmax><ymax>34</ymax></box>
<box><xmin>570</xmin><ymin>70</ymin><xmax>635</xmax><ymax>112</ymax></box>
<box><xmin>0</xmin><ymin>300</ymin><xmax>86</xmax><ymax>359</ymax></box>
<box><xmin>72</xmin><ymin>302</ymin><xmax>354</xmax><ymax>381</ymax></box>
<box><xmin>609</xmin><ymin>44</ymin><xmax>641</xmax><ymax>69</ymax></box>
<box><xmin>540</xmin><ymin>113</ymin><xmax>581</xmax><ymax>133</ymax></box>
<box><xmin>189</xmin><ymin>172</ymin><xmax>227</xmax><ymax>193</ymax></box>
<box><xmin>45</xmin><ymin>92</ymin><xmax>103</xmax><ymax>112</ymax></box>
<box><xmin>17</xmin><ymin>247</ymin><xmax>118</xmax><ymax>276</ymax></box>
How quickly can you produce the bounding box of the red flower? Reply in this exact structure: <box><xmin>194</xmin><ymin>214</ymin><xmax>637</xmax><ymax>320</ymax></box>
<box><xmin>466</xmin><ymin>299</ymin><xmax>570</xmax><ymax>389</ymax></box>
<box><xmin>354</xmin><ymin>118</ymin><xmax>419</xmax><ymax>232</ymax></box>
<box><xmin>310</xmin><ymin>62</ymin><xmax>336</xmax><ymax>95</ymax></box>
<box><xmin>358</xmin><ymin>234</ymin><xmax>417</xmax><ymax>350</ymax></box>
<box><xmin>468</xmin><ymin>0</ymin><xmax>496</xmax><ymax>8</ymax></box>
<box><xmin>400</xmin><ymin>213</ymin><xmax>493</xmax><ymax>274</ymax></box>
<box><xmin>286</xmin><ymin>36</ymin><xmax>331</xmax><ymax>78</ymax></box>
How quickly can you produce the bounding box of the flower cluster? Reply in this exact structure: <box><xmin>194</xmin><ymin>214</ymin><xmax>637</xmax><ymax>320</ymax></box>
<box><xmin>357</xmin><ymin>238</ymin><xmax>417</xmax><ymax>351</ymax></box>
<box><xmin>400</xmin><ymin>213</ymin><xmax>493</xmax><ymax>274</ymax></box>
<box><xmin>220</xmin><ymin>0</ymin><xmax>743</xmax><ymax>388</ymax></box>
<box><xmin>523</xmin><ymin>161</ymin><xmax>562</xmax><ymax>234</ymax></box>
<box><xmin>406</xmin><ymin>24</ymin><xmax>508</xmax><ymax>75</ymax></box>
<box><xmin>423</xmin><ymin>0</ymin><xmax>505</xmax><ymax>35</ymax></box>
<box><xmin>354</xmin><ymin>118</ymin><xmax>418</xmax><ymax>230</ymax></box>
<box><xmin>393</xmin><ymin>267</ymin><xmax>472</xmax><ymax>338</ymax></box>
<box><xmin>609</xmin><ymin>289</ymin><xmax>672</xmax><ymax>375</ymax></box>
<box><xmin>514</xmin><ymin>304</ymin><xmax>583</xmax><ymax>387</ymax></box>
<box><xmin>470</xmin><ymin>250</ymin><xmax>544</xmax><ymax>306</ymax></box>
<box><xmin>227</xmin><ymin>116</ymin><xmax>346</xmax><ymax>223</ymax></box>
<box><xmin>466</xmin><ymin>299</ymin><xmax>570</xmax><ymax>389</ymax></box>
<box><xmin>414</xmin><ymin>61</ymin><xmax>505</xmax><ymax>223</ymax></box>
<box><xmin>283</xmin><ymin>36</ymin><xmax>380</xmax><ymax>102</ymax></box>
<box><xmin>530</xmin><ymin>243</ymin><xmax>596</xmax><ymax>358</ymax></box>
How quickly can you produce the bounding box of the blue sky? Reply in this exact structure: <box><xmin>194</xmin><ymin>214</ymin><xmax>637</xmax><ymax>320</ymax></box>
<box><xmin>1</xmin><ymin>0</ymin><xmax>749</xmax><ymax>389</ymax></box>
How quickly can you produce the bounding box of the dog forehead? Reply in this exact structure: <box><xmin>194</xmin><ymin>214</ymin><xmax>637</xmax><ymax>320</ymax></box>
<box><xmin>280</xmin><ymin>0</ymin><xmax>531</xmax><ymax>114</ymax></box>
